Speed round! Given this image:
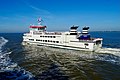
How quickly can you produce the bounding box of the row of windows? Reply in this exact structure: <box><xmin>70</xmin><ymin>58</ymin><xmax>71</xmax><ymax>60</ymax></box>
<box><xmin>29</xmin><ymin>39</ymin><xmax>34</xmax><ymax>41</ymax></box>
<box><xmin>40</xmin><ymin>36</ymin><xmax>56</xmax><ymax>38</ymax></box>
<box><xmin>36</xmin><ymin>39</ymin><xmax>59</xmax><ymax>43</ymax></box>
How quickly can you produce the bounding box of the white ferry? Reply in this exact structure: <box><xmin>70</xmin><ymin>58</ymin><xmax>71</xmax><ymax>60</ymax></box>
<box><xmin>23</xmin><ymin>18</ymin><xmax>103</xmax><ymax>51</ymax></box>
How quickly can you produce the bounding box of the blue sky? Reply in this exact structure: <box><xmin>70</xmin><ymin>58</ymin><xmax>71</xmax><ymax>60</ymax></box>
<box><xmin>0</xmin><ymin>0</ymin><xmax>120</xmax><ymax>32</ymax></box>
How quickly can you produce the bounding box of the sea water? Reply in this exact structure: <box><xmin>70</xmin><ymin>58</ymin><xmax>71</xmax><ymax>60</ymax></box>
<box><xmin>0</xmin><ymin>32</ymin><xmax>120</xmax><ymax>80</ymax></box>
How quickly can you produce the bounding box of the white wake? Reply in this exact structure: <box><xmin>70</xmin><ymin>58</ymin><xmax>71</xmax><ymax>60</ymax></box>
<box><xmin>0</xmin><ymin>37</ymin><xmax>34</xmax><ymax>79</ymax></box>
<box><xmin>97</xmin><ymin>48</ymin><xmax>120</xmax><ymax>57</ymax></box>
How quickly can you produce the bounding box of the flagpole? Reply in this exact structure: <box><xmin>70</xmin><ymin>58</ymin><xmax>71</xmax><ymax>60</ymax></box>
<box><xmin>38</xmin><ymin>17</ymin><xmax>42</xmax><ymax>25</ymax></box>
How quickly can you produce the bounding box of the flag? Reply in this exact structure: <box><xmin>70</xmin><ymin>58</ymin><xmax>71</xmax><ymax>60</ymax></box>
<box><xmin>38</xmin><ymin>17</ymin><xmax>43</xmax><ymax>22</ymax></box>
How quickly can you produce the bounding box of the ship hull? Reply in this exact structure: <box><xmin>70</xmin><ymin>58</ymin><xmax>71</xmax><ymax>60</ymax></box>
<box><xmin>22</xmin><ymin>41</ymin><xmax>102</xmax><ymax>52</ymax></box>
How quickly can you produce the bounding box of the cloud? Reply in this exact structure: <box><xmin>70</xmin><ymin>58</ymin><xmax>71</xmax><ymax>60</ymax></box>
<box><xmin>22</xmin><ymin>0</ymin><xmax>53</xmax><ymax>19</ymax></box>
<box><xmin>28</xmin><ymin>5</ymin><xmax>51</xmax><ymax>15</ymax></box>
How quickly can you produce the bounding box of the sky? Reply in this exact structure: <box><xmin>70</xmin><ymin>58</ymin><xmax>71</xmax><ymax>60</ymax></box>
<box><xmin>0</xmin><ymin>0</ymin><xmax>120</xmax><ymax>32</ymax></box>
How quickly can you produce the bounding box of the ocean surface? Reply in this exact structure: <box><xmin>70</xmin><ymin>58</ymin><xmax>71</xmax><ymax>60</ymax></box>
<box><xmin>0</xmin><ymin>32</ymin><xmax>120</xmax><ymax>80</ymax></box>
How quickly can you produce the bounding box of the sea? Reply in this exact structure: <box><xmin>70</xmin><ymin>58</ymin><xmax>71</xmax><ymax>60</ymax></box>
<box><xmin>0</xmin><ymin>31</ymin><xmax>120</xmax><ymax>80</ymax></box>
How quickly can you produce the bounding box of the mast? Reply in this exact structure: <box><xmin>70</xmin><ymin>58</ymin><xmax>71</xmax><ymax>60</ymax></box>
<box><xmin>38</xmin><ymin>17</ymin><xmax>43</xmax><ymax>25</ymax></box>
<box><xmin>29</xmin><ymin>18</ymin><xmax>46</xmax><ymax>32</ymax></box>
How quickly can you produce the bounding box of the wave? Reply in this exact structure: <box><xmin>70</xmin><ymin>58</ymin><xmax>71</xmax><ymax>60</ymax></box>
<box><xmin>0</xmin><ymin>37</ymin><xmax>35</xmax><ymax>80</ymax></box>
<box><xmin>96</xmin><ymin>47</ymin><xmax>120</xmax><ymax>57</ymax></box>
<box><xmin>24</xmin><ymin>45</ymin><xmax>120</xmax><ymax>66</ymax></box>
<box><xmin>0</xmin><ymin>37</ymin><xmax>8</xmax><ymax>50</ymax></box>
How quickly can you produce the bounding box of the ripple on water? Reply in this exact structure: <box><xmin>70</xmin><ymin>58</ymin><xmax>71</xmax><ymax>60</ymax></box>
<box><xmin>0</xmin><ymin>37</ymin><xmax>35</xmax><ymax>80</ymax></box>
<box><xmin>19</xmin><ymin>45</ymin><xmax>120</xmax><ymax>80</ymax></box>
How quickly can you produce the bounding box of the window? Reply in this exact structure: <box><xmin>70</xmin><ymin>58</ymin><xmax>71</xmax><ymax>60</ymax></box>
<box><xmin>96</xmin><ymin>41</ymin><xmax>101</xmax><ymax>45</ymax></box>
<box><xmin>56</xmin><ymin>41</ymin><xmax>59</xmax><ymax>43</ymax></box>
<box><xmin>84</xmin><ymin>43</ymin><xmax>88</xmax><ymax>46</ymax></box>
<box><xmin>48</xmin><ymin>36</ymin><xmax>50</xmax><ymax>38</ymax></box>
<box><xmin>29</xmin><ymin>39</ymin><xmax>34</xmax><ymax>41</ymax></box>
<box><xmin>45</xmin><ymin>40</ymin><xmax>47</xmax><ymax>42</ymax></box>
<box><xmin>36</xmin><ymin>39</ymin><xmax>41</xmax><ymax>41</ymax></box>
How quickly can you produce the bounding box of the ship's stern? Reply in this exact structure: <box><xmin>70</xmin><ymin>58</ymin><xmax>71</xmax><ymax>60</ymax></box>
<box><xmin>93</xmin><ymin>38</ymin><xmax>103</xmax><ymax>51</ymax></box>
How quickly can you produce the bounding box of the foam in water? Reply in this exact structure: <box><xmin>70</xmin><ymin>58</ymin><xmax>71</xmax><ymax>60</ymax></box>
<box><xmin>23</xmin><ymin>45</ymin><xmax>120</xmax><ymax>79</ymax></box>
<box><xmin>0</xmin><ymin>37</ymin><xmax>35</xmax><ymax>80</ymax></box>
<box><xmin>25</xmin><ymin>45</ymin><xmax>120</xmax><ymax>66</ymax></box>
<box><xmin>93</xmin><ymin>53</ymin><xmax>120</xmax><ymax>65</ymax></box>
<box><xmin>0</xmin><ymin>37</ymin><xmax>8</xmax><ymax>51</ymax></box>
<box><xmin>97</xmin><ymin>48</ymin><xmax>120</xmax><ymax>57</ymax></box>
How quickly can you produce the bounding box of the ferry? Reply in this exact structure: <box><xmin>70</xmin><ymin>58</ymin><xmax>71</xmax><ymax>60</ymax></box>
<box><xmin>22</xmin><ymin>18</ymin><xmax>103</xmax><ymax>51</ymax></box>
